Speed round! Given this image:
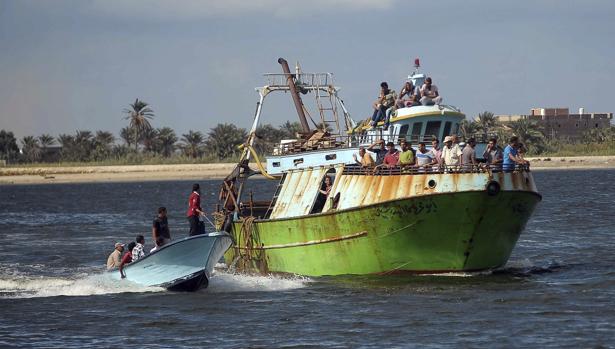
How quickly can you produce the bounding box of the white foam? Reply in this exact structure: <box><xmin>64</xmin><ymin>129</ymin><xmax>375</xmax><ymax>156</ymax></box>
<box><xmin>0</xmin><ymin>273</ymin><xmax>164</xmax><ymax>298</ymax></box>
<box><xmin>207</xmin><ymin>271</ymin><xmax>310</xmax><ymax>293</ymax></box>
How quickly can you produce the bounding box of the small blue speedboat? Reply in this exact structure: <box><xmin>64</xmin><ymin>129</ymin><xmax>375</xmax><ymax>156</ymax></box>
<box><xmin>110</xmin><ymin>232</ymin><xmax>233</xmax><ymax>292</ymax></box>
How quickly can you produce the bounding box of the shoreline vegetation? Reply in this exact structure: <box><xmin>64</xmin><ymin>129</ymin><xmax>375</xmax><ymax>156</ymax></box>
<box><xmin>1</xmin><ymin>156</ymin><xmax>614</xmax><ymax>185</ymax></box>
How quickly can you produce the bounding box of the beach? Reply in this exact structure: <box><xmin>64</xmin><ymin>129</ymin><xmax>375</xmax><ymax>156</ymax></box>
<box><xmin>0</xmin><ymin>156</ymin><xmax>614</xmax><ymax>185</ymax></box>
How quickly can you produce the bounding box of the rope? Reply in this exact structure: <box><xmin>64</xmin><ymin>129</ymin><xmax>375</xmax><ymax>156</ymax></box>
<box><xmin>237</xmin><ymin>144</ymin><xmax>279</xmax><ymax>180</ymax></box>
<box><xmin>212</xmin><ymin>211</ymin><xmax>226</xmax><ymax>231</ymax></box>
<box><xmin>233</xmin><ymin>216</ymin><xmax>267</xmax><ymax>272</ymax></box>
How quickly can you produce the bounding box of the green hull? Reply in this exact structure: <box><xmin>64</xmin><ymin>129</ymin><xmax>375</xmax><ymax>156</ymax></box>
<box><xmin>226</xmin><ymin>190</ymin><xmax>541</xmax><ymax>276</ymax></box>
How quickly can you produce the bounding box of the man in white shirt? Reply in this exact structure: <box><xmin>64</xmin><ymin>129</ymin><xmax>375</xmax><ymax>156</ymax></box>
<box><xmin>442</xmin><ymin>136</ymin><xmax>462</xmax><ymax>168</ymax></box>
<box><xmin>419</xmin><ymin>77</ymin><xmax>443</xmax><ymax>106</ymax></box>
<box><xmin>132</xmin><ymin>235</ymin><xmax>146</xmax><ymax>262</ymax></box>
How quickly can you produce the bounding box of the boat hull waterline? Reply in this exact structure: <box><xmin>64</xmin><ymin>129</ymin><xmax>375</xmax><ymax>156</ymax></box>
<box><xmin>227</xmin><ymin>190</ymin><xmax>540</xmax><ymax>276</ymax></box>
<box><xmin>111</xmin><ymin>232</ymin><xmax>233</xmax><ymax>291</ymax></box>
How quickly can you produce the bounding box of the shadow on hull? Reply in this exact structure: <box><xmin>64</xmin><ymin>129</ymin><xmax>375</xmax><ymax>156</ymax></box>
<box><xmin>167</xmin><ymin>271</ymin><xmax>209</xmax><ymax>292</ymax></box>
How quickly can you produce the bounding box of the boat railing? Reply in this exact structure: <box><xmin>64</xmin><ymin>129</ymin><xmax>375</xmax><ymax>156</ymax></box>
<box><xmin>263</xmin><ymin>72</ymin><xmax>335</xmax><ymax>91</ymax></box>
<box><xmin>272</xmin><ymin>133</ymin><xmax>445</xmax><ymax>156</ymax></box>
<box><xmin>342</xmin><ymin>163</ymin><xmax>531</xmax><ymax>176</ymax></box>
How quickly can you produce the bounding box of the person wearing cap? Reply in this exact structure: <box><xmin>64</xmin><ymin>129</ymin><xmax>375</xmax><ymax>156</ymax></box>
<box><xmin>106</xmin><ymin>242</ymin><xmax>124</xmax><ymax>270</ymax></box>
<box><xmin>442</xmin><ymin>135</ymin><xmax>462</xmax><ymax>168</ymax></box>
<box><xmin>186</xmin><ymin>183</ymin><xmax>205</xmax><ymax>236</ymax></box>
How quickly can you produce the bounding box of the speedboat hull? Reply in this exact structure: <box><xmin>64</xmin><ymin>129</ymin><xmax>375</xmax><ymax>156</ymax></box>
<box><xmin>111</xmin><ymin>232</ymin><xmax>232</xmax><ymax>291</ymax></box>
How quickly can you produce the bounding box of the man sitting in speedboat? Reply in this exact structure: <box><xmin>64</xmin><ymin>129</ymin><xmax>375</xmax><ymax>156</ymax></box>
<box><xmin>119</xmin><ymin>241</ymin><xmax>136</xmax><ymax>278</ymax></box>
<box><xmin>106</xmin><ymin>242</ymin><xmax>124</xmax><ymax>270</ymax></box>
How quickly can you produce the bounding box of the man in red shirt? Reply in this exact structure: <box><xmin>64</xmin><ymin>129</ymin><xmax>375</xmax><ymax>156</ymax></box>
<box><xmin>186</xmin><ymin>183</ymin><xmax>205</xmax><ymax>236</ymax></box>
<box><xmin>382</xmin><ymin>142</ymin><xmax>400</xmax><ymax>168</ymax></box>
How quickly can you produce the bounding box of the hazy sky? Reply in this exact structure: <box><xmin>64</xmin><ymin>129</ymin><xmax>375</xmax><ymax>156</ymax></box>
<box><xmin>1</xmin><ymin>0</ymin><xmax>614</xmax><ymax>141</ymax></box>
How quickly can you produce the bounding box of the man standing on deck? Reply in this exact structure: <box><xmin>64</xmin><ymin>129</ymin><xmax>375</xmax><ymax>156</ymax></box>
<box><xmin>152</xmin><ymin>206</ymin><xmax>171</xmax><ymax>246</ymax></box>
<box><xmin>431</xmin><ymin>138</ymin><xmax>442</xmax><ymax>166</ymax></box>
<box><xmin>503</xmin><ymin>136</ymin><xmax>527</xmax><ymax>171</ymax></box>
<box><xmin>461</xmin><ymin>137</ymin><xmax>477</xmax><ymax>169</ymax></box>
<box><xmin>398</xmin><ymin>141</ymin><xmax>415</xmax><ymax>168</ymax></box>
<box><xmin>367</xmin><ymin>139</ymin><xmax>387</xmax><ymax>165</ymax></box>
<box><xmin>353</xmin><ymin>147</ymin><xmax>375</xmax><ymax>167</ymax></box>
<box><xmin>442</xmin><ymin>136</ymin><xmax>462</xmax><ymax>168</ymax></box>
<box><xmin>382</xmin><ymin>142</ymin><xmax>400</xmax><ymax>168</ymax></box>
<box><xmin>186</xmin><ymin>183</ymin><xmax>205</xmax><ymax>236</ymax></box>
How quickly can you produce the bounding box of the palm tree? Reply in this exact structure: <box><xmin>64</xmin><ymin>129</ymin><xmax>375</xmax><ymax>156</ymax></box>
<box><xmin>181</xmin><ymin>130</ymin><xmax>205</xmax><ymax>158</ymax></box>
<box><xmin>205</xmin><ymin>123</ymin><xmax>247</xmax><ymax>160</ymax></box>
<box><xmin>74</xmin><ymin>130</ymin><xmax>94</xmax><ymax>161</ymax></box>
<box><xmin>459</xmin><ymin>119</ymin><xmax>479</xmax><ymax>140</ymax></box>
<box><xmin>139</xmin><ymin>127</ymin><xmax>157</xmax><ymax>153</ymax></box>
<box><xmin>93</xmin><ymin>131</ymin><xmax>115</xmax><ymax>160</ymax></box>
<box><xmin>58</xmin><ymin>134</ymin><xmax>75</xmax><ymax>161</ymax></box>
<box><xmin>476</xmin><ymin>111</ymin><xmax>497</xmax><ymax>135</ymax></box>
<box><xmin>254</xmin><ymin>124</ymin><xmax>287</xmax><ymax>154</ymax></box>
<box><xmin>155</xmin><ymin>127</ymin><xmax>178</xmax><ymax>157</ymax></box>
<box><xmin>279</xmin><ymin>121</ymin><xmax>302</xmax><ymax>139</ymax></box>
<box><xmin>119</xmin><ymin>126</ymin><xmax>134</xmax><ymax>148</ymax></box>
<box><xmin>0</xmin><ymin>130</ymin><xmax>19</xmax><ymax>163</ymax></box>
<box><xmin>507</xmin><ymin>118</ymin><xmax>546</xmax><ymax>154</ymax></box>
<box><xmin>38</xmin><ymin>134</ymin><xmax>55</xmax><ymax>162</ymax></box>
<box><xmin>20</xmin><ymin>136</ymin><xmax>41</xmax><ymax>163</ymax></box>
<box><xmin>123</xmin><ymin>98</ymin><xmax>154</xmax><ymax>151</ymax></box>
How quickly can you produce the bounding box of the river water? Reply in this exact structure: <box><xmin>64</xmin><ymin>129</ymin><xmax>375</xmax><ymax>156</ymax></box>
<box><xmin>0</xmin><ymin>170</ymin><xmax>613</xmax><ymax>348</ymax></box>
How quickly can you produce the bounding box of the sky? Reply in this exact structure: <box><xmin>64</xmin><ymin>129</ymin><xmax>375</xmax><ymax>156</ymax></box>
<box><xmin>1</xmin><ymin>0</ymin><xmax>614</xmax><ymax>141</ymax></box>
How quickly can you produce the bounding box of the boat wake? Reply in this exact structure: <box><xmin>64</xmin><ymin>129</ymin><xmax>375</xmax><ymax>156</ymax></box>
<box><xmin>207</xmin><ymin>271</ymin><xmax>311</xmax><ymax>293</ymax></box>
<box><xmin>0</xmin><ymin>273</ymin><xmax>164</xmax><ymax>299</ymax></box>
<box><xmin>419</xmin><ymin>259</ymin><xmax>565</xmax><ymax>278</ymax></box>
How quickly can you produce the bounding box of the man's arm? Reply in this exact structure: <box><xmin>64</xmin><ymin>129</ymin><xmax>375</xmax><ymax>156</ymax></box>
<box><xmin>152</xmin><ymin>223</ymin><xmax>158</xmax><ymax>243</ymax></box>
<box><xmin>352</xmin><ymin>154</ymin><xmax>362</xmax><ymax>165</ymax></box>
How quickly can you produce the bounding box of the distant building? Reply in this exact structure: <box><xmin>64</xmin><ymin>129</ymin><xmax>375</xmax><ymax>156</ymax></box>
<box><xmin>496</xmin><ymin>107</ymin><xmax>613</xmax><ymax>140</ymax></box>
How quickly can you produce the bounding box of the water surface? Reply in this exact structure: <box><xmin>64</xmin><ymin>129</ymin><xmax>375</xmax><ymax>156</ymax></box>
<box><xmin>0</xmin><ymin>170</ymin><xmax>614</xmax><ymax>348</ymax></box>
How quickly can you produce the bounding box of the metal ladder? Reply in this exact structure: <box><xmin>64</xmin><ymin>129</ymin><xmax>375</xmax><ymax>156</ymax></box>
<box><xmin>314</xmin><ymin>73</ymin><xmax>341</xmax><ymax>135</ymax></box>
<box><xmin>264</xmin><ymin>174</ymin><xmax>286</xmax><ymax>218</ymax></box>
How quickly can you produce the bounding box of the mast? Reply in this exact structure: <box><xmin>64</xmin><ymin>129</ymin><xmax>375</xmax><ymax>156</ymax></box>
<box><xmin>278</xmin><ymin>58</ymin><xmax>311</xmax><ymax>134</ymax></box>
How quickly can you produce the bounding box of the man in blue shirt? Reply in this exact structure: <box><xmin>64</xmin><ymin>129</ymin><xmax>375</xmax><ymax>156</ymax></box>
<box><xmin>503</xmin><ymin>136</ymin><xmax>526</xmax><ymax>171</ymax></box>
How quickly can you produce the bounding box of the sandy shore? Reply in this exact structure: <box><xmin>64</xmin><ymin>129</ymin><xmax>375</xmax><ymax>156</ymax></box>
<box><xmin>1</xmin><ymin>156</ymin><xmax>614</xmax><ymax>185</ymax></box>
<box><xmin>0</xmin><ymin>163</ymin><xmax>239</xmax><ymax>185</ymax></box>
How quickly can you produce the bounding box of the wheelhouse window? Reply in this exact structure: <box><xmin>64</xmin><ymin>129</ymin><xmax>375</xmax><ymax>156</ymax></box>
<box><xmin>442</xmin><ymin>121</ymin><xmax>452</xmax><ymax>138</ymax></box>
<box><xmin>399</xmin><ymin>124</ymin><xmax>409</xmax><ymax>140</ymax></box>
<box><xmin>425</xmin><ymin>121</ymin><xmax>441</xmax><ymax>140</ymax></box>
<box><xmin>411</xmin><ymin>122</ymin><xmax>423</xmax><ymax>142</ymax></box>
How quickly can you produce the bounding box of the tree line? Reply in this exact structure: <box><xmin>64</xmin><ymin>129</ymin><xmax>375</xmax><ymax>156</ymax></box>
<box><xmin>458</xmin><ymin>111</ymin><xmax>615</xmax><ymax>156</ymax></box>
<box><xmin>1</xmin><ymin>102</ymin><xmax>614</xmax><ymax>164</ymax></box>
<box><xmin>0</xmin><ymin>99</ymin><xmax>303</xmax><ymax>164</ymax></box>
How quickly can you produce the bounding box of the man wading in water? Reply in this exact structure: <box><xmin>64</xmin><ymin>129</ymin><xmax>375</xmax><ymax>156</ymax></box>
<box><xmin>186</xmin><ymin>183</ymin><xmax>206</xmax><ymax>236</ymax></box>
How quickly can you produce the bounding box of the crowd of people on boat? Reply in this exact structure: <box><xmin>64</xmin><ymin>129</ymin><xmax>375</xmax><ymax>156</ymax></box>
<box><xmin>352</xmin><ymin>135</ymin><xmax>529</xmax><ymax>172</ymax></box>
<box><xmin>370</xmin><ymin>77</ymin><xmax>443</xmax><ymax>128</ymax></box>
<box><xmin>105</xmin><ymin>183</ymin><xmax>210</xmax><ymax>276</ymax></box>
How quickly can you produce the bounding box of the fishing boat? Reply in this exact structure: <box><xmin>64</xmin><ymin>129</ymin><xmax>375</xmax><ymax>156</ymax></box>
<box><xmin>110</xmin><ymin>232</ymin><xmax>233</xmax><ymax>291</ymax></box>
<box><xmin>216</xmin><ymin>58</ymin><xmax>541</xmax><ymax>276</ymax></box>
